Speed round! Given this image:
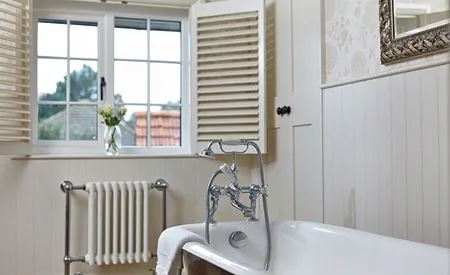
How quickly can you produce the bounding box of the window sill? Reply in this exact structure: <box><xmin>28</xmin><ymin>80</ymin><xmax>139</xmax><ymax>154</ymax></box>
<box><xmin>11</xmin><ymin>153</ymin><xmax>200</xmax><ymax>160</ymax></box>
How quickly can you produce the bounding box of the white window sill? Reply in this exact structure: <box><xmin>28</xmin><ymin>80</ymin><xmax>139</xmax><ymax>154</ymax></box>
<box><xmin>11</xmin><ymin>144</ymin><xmax>197</xmax><ymax>160</ymax></box>
<box><xmin>11</xmin><ymin>153</ymin><xmax>199</xmax><ymax>160</ymax></box>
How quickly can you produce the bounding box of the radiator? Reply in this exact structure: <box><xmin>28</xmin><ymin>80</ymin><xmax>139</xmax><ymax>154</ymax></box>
<box><xmin>85</xmin><ymin>181</ymin><xmax>151</xmax><ymax>266</ymax></box>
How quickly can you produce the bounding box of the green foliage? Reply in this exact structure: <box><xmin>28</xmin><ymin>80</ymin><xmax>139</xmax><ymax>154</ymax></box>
<box><xmin>38</xmin><ymin>65</ymin><xmax>98</xmax><ymax>121</ymax></box>
<box><xmin>98</xmin><ymin>105</ymin><xmax>127</xmax><ymax>127</ymax></box>
<box><xmin>38</xmin><ymin>123</ymin><xmax>63</xmax><ymax>140</ymax></box>
<box><xmin>161</xmin><ymin>100</ymin><xmax>181</xmax><ymax>110</ymax></box>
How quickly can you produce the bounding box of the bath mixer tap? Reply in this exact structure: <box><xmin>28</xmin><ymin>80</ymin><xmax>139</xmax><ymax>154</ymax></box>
<box><xmin>211</xmin><ymin>163</ymin><xmax>260</xmax><ymax>221</ymax></box>
<box><xmin>199</xmin><ymin>139</ymin><xmax>272</xmax><ymax>270</ymax></box>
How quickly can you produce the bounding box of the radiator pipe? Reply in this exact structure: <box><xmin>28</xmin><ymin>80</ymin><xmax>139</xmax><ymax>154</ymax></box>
<box><xmin>61</xmin><ymin>180</ymin><xmax>86</xmax><ymax>275</ymax></box>
<box><xmin>151</xmin><ymin>178</ymin><xmax>169</xmax><ymax>231</ymax></box>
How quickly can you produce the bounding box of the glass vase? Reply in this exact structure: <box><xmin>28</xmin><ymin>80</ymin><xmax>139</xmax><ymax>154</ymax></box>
<box><xmin>104</xmin><ymin>125</ymin><xmax>122</xmax><ymax>155</ymax></box>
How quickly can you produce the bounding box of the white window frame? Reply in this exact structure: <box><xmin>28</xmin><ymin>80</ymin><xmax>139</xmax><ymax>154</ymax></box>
<box><xmin>31</xmin><ymin>5</ymin><xmax>191</xmax><ymax>156</ymax></box>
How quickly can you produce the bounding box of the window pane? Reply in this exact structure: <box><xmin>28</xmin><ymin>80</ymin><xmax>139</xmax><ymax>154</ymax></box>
<box><xmin>119</xmin><ymin>105</ymin><xmax>147</xmax><ymax>147</ymax></box>
<box><xmin>69</xmin><ymin>105</ymin><xmax>97</xmax><ymax>140</ymax></box>
<box><xmin>150</xmin><ymin>20</ymin><xmax>181</xmax><ymax>62</ymax></box>
<box><xmin>70</xmin><ymin>60</ymin><xmax>98</xmax><ymax>102</ymax></box>
<box><xmin>38</xmin><ymin>58</ymin><xmax>67</xmax><ymax>101</ymax></box>
<box><xmin>70</xmin><ymin>21</ymin><xmax>98</xmax><ymax>59</ymax></box>
<box><xmin>38</xmin><ymin>19</ymin><xmax>67</xmax><ymax>57</ymax></box>
<box><xmin>150</xmin><ymin>63</ymin><xmax>180</xmax><ymax>105</ymax></box>
<box><xmin>150</xmin><ymin>105</ymin><xmax>180</xmax><ymax>146</ymax></box>
<box><xmin>114</xmin><ymin>61</ymin><xmax>148</xmax><ymax>104</ymax></box>
<box><xmin>115</xmin><ymin>17</ymin><xmax>147</xmax><ymax>60</ymax></box>
<box><xmin>38</xmin><ymin>104</ymin><xmax>67</xmax><ymax>140</ymax></box>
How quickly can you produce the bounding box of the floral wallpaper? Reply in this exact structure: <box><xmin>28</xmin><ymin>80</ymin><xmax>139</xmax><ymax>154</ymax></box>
<box><xmin>325</xmin><ymin>0</ymin><xmax>449</xmax><ymax>83</ymax></box>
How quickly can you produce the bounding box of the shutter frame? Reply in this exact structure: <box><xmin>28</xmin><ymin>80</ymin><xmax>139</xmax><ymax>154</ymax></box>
<box><xmin>0</xmin><ymin>0</ymin><xmax>31</xmax><ymax>155</ymax></box>
<box><xmin>190</xmin><ymin>0</ymin><xmax>266</xmax><ymax>154</ymax></box>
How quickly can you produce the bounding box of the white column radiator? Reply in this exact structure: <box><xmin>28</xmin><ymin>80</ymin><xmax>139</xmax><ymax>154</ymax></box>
<box><xmin>84</xmin><ymin>181</ymin><xmax>151</xmax><ymax>266</ymax></box>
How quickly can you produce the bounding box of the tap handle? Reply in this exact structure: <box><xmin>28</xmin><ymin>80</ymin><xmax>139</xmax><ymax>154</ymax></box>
<box><xmin>221</xmin><ymin>139</ymin><xmax>243</xmax><ymax>146</ymax></box>
<box><xmin>220</xmin><ymin>164</ymin><xmax>238</xmax><ymax>187</ymax></box>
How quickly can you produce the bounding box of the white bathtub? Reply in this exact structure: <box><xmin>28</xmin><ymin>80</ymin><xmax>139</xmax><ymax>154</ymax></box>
<box><xmin>179</xmin><ymin>220</ymin><xmax>450</xmax><ymax>275</ymax></box>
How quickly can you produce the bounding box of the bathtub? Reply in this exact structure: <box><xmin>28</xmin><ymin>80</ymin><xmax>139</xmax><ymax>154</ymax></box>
<box><xmin>178</xmin><ymin>220</ymin><xmax>450</xmax><ymax>275</ymax></box>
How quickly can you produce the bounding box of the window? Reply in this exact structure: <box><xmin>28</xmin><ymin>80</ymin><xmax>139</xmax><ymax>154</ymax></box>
<box><xmin>34</xmin><ymin>11</ymin><xmax>188</xmax><ymax>154</ymax></box>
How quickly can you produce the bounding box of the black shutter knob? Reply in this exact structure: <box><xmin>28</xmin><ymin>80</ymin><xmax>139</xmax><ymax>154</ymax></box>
<box><xmin>276</xmin><ymin>107</ymin><xmax>283</xmax><ymax>115</ymax></box>
<box><xmin>282</xmin><ymin>106</ymin><xmax>291</xmax><ymax>116</ymax></box>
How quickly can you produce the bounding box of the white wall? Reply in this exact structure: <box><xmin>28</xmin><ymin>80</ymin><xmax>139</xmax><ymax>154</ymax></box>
<box><xmin>323</xmin><ymin>0</ymin><xmax>449</xmax><ymax>247</ymax></box>
<box><xmin>0</xmin><ymin>156</ymin><xmax>251</xmax><ymax>275</ymax></box>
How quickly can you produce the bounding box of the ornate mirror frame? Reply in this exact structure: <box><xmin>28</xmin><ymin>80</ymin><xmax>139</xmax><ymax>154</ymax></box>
<box><xmin>379</xmin><ymin>0</ymin><xmax>450</xmax><ymax>65</ymax></box>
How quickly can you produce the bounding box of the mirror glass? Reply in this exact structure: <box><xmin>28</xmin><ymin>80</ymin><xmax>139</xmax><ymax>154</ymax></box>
<box><xmin>393</xmin><ymin>0</ymin><xmax>450</xmax><ymax>38</ymax></box>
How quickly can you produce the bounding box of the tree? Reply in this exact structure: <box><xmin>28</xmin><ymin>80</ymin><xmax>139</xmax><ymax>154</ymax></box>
<box><xmin>38</xmin><ymin>65</ymin><xmax>98</xmax><ymax>122</ymax></box>
<box><xmin>161</xmin><ymin>100</ymin><xmax>181</xmax><ymax>111</ymax></box>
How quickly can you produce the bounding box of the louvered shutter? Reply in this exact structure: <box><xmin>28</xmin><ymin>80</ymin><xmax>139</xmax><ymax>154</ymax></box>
<box><xmin>191</xmin><ymin>0</ymin><xmax>266</xmax><ymax>153</ymax></box>
<box><xmin>0</xmin><ymin>0</ymin><xmax>30</xmax><ymax>154</ymax></box>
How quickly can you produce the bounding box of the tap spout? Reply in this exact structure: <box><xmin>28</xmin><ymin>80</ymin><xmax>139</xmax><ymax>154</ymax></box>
<box><xmin>229</xmin><ymin>197</ymin><xmax>255</xmax><ymax>219</ymax></box>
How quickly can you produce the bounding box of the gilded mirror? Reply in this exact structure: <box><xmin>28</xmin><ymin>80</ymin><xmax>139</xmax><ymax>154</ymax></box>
<box><xmin>379</xmin><ymin>0</ymin><xmax>450</xmax><ymax>64</ymax></box>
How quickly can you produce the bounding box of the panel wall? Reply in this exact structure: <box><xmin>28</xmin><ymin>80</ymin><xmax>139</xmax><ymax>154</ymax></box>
<box><xmin>323</xmin><ymin>64</ymin><xmax>449</xmax><ymax>248</ymax></box>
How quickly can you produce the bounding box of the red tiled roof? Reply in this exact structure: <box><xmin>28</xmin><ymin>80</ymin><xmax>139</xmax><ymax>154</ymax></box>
<box><xmin>135</xmin><ymin>111</ymin><xmax>180</xmax><ymax>146</ymax></box>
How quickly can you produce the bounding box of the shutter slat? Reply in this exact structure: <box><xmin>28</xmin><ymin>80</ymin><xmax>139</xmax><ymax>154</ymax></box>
<box><xmin>0</xmin><ymin>24</ymin><xmax>29</xmax><ymax>38</ymax></box>
<box><xmin>198</xmin><ymin>52</ymin><xmax>257</xmax><ymax>63</ymax></box>
<box><xmin>0</xmin><ymin>98</ymin><xmax>29</xmax><ymax>105</ymax></box>
<box><xmin>197</xmin><ymin>61</ymin><xmax>258</xmax><ymax>71</ymax></box>
<box><xmin>0</xmin><ymin>126</ymin><xmax>29</xmax><ymax>132</ymax></box>
<box><xmin>198</xmin><ymin>45</ymin><xmax>257</xmax><ymax>56</ymax></box>
<box><xmin>198</xmin><ymin>92</ymin><xmax>258</xmax><ymax>102</ymax></box>
<box><xmin>0</xmin><ymin>15</ymin><xmax>30</xmax><ymax>27</ymax></box>
<box><xmin>198</xmin><ymin>117</ymin><xmax>259</xmax><ymax>125</ymax></box>
<box><xmin>198</xmin><ymin>101</ymin><xmax>258</xmax><ymax>110</ymax></box>
<box><xmin>198</xmin><ymin>109</ymin><xmax>258</xmax><ymax>117</ymax></box>
<box><xmin>0</xmin><ymin>39</ymin><xmax>29</xmax><ymax>54</ymax></box>
<box><xmin>0</xmin><ymin>117</ymin><xmax>29</xmax><ymax>123</ymax></box>
<box><xmin>0</xmin><ymin>0</ymin><xmax>27</xmax><ymax>9</ymax></box>
<box><xmin>0</xmin><ymin>34</ymin><xmax>28</xmax><ymax>45</ymax></box>
<box><xmin>198</xmin><ymin>77</ymin><xmax>258</xmax><ymax>87</ymax></box>
<box><xmin>0</xmin><ymin>106</ymin><xmax>29</xmax><ymax>114</ymax></box>
<box><xmin>197</xmin><ymin>12</ymin><xmax>257</xmax><ymax>25</ymax></box>
<box><xmin>198</xmin><ymin>20</ymin><xmax>257</xmax><ymax>32</ymax></box>
<box><xmin>0</xmin><ymin>60</ymin><xmax>29</xmax><ymax>71</ymax></box>
<box><xmin>0</xmin><ymin>70</ymin><xmax>29</xmax><ymax>80</ymax></box>
<box><xmin>0</xmin><ymin>52</ymin><xmax>28</xmax><ymax>63</ymax></box>
<box><xmin>198</xmin><ymin>124</ymin><xmax>258</xmax><ymax>133</ymax></box>
<box><xmin>198</xmin><ymin>69</ymin><xmax>258</xmax><ymax>79</ymax></box>
<box><xmin>197</xmin><ymin>133</ymin><xmax>258</xmax><ymax>141</ymax></box>
<box><xmin>0</xmin><ymin>80</ymin><xmax>29</xmax><ymax>88</ymax></box>
<box><xmin>198</xmin><ymin>85</ymin><xmax>258</xmax><ymax>94</ymax></box>
<box><xmin>198</xmin><ymin>36</ymin><xmax>258</xmax><ymax>48</ymax></box>
<box><xmin>198</xmin><ymin>29</ymin><xmax>258</xmax><ymax>40</ymax></box>
<box><xmin>0</xmin><ymin>135</ymin><xmax>30</xmax><ymax>141</ymax></box>
<box><xmin>0</xmin><ymin>0</ymin><xmax>30</xmax><ymax>146</ymax></box>
<box><xmin>0</xmin><ymin>89</ymin><xmax>29</xmax><ymax>97</ymax></box>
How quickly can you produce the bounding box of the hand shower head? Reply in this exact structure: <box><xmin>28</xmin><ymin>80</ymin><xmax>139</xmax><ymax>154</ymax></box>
<box><xmin>198</xmin><ymin>147</ymin><xmax>216</xmax><ymax>159</ymax></box>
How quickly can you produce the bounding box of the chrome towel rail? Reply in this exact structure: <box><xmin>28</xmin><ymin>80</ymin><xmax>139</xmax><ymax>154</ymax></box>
<box><xmin>60</xmin><ymin>178</ymin><xmax>168</xmax><ymax>275</ymax></box>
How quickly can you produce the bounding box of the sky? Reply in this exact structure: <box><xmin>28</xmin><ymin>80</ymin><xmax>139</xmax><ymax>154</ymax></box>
<box><xmin>37</xmin><ymin>20</ymin><xmax>182</xmax><ymax>117</ymax></box>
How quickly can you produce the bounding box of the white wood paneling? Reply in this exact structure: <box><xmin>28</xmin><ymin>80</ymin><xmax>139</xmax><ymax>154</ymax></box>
<box><xmin>377</xmin><ymin>77</ymin><xmax>393</xmax><ymax>236</ymax></box>
<box><xmin>0</xmin><ymin>156</ymin><xmax>252</xmax><ymax>275</ymax></box>
<box><xmin>365</xmin><ymin>79</ymin><xmax>380</xmax><ymax>234</ymax></box>
<box><xmin>323</xmin><ymin>63</ymin><xmax>450</xmax><ymax>248</ymax></box>
<box><xmin>390</xmin><ymin>73</ymin><xmax>408</xmax><ymax>239</ymax></box>
<box><xmin>420</xmin><ymin>67</ymin><xmax>440</xmax><ymax>246</ymax></box>
<box><xmin>404</xmin><ymin>70</ymin><xmax>424</xmax><ymax>243</ymax></box>
<box><xmin>437</xmin><ymin>65</ymin><xmax>450</xmax><ymax>248</ymax></box>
